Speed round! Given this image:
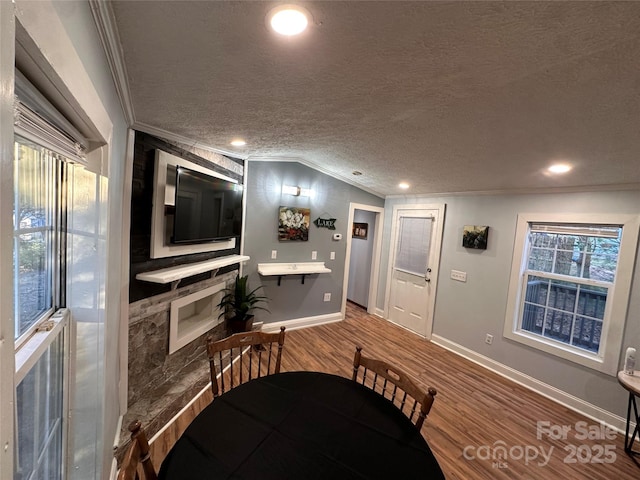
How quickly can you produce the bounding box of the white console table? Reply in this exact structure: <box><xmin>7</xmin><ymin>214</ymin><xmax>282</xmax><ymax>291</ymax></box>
<box><xmin>257</xmin><ymin>262</ymin><xmax>331</xmax><ymax>286</ymax></box>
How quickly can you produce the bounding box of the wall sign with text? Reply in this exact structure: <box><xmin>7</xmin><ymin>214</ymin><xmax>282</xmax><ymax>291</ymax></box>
<box><xmin>313</xmin><ymin>217</ymin><xmax>337</xmax><ymax>230</ymax></box>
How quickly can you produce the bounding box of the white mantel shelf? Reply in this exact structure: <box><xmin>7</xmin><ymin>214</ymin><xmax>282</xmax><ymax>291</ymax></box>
<box><xmin>136</xmin><ymin>254</ymin><xmax>250</xmax><ymax>285</ymax></box>
<box><xmin>258</xmin><ymin>262</ymin><xmax>331</xmax><ymax>286</ymax></box>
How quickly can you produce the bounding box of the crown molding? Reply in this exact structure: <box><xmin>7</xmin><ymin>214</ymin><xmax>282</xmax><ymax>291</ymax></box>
<box><xmin>89</xmin><ymin>0</ymin><xmax>135</xmax><ymax>126</ymax></box>
<box><xmin>248</xmin><ymin>156</ymin><xmax>385</xmax><ymax>199</ymax></box>
<box><xmin>135</xmin><ymin>124</ymin><xmax>384</xmax><ymax>199</ymax></box>
<box><xmin>385</xmin><ymin>182</ymin><xmax>640</xmax><ymax>199</ymax></box>
<box><xmin>126</xmin><ymin>128</ymin><xmax>385</xmax><ymax>199</ymax></box>
<box><xmin>134</xmin><ymin>122</ymin><xmax>248</xmax><ymax>160</ymax></box>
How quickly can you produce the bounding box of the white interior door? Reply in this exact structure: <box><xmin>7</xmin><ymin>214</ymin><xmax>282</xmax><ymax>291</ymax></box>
<box><xmin>386</xmin><ymin>205</ymin><xmax>445</xmax><ymax>337</ymax></box>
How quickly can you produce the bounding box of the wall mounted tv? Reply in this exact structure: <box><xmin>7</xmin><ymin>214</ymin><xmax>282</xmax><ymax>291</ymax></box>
<box><xmin>172</xmin><ymin>166</ymin><xmax>243</xmax><ymax>244</ymax></box>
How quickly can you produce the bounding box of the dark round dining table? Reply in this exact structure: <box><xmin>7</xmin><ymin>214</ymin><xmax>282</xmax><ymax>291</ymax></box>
<box><xmin>158</xmin><ymin>371</ymin><xmax>446</xmax><ymax>479</ymax></box>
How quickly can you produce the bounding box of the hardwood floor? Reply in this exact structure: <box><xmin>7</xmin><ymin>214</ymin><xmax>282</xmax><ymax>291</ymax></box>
<box><xmin>148</xmin><ymin>302</ymin><xmax>639</xmax><ymax>479</ymax></box>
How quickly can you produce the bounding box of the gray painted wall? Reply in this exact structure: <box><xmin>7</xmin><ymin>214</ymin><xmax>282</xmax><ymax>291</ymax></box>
<box><xmin>347</xmin><ymin>209</ymin><xmax>377</xmax><ymax>307</ymax></box>
<box><xmin>244</xmin><ymin>161</ymin><xmax>384</xmax><ymax>323</ymax></box>
<box><xmin>380</xmin><ymin>190</ymin><xmax>640</xmax><ymax>418</ymax></box>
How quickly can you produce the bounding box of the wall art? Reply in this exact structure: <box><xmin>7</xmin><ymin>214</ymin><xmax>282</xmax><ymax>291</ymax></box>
<box><xmin>462</xmin><ymin>225</ymin><xmax>489</xmax><ymax>250</ymax></box>
<box><xmin>279</xmin><ymin>206</ymin><xmax>310</xmax><ymax>241</ymax></box>
<box><xmin>352</xmin><ymin>222</ymin><xmax>368</xmax><ymax>239</ymax></box>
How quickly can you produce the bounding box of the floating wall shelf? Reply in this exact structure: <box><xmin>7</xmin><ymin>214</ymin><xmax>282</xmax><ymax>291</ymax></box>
<box><xmin>137</xmin><ymin>254</ymin><xmax>250</xmax><ymax>288</ymax></box>
<box><xmin>257</xmin><ymin>262</ymin><xmax>331</xmax><ymax>286</ymax></box>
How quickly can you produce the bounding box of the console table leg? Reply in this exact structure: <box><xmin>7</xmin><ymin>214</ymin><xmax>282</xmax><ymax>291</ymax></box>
<box><xmin>626</xmin><ymin>392</ymin><xmax>640</xmax><ymax>456</ymax></box>
<box><xmin>626</xmin><ymin>393</ymin><xmax>633</xmax><ymax>452</ymax></box>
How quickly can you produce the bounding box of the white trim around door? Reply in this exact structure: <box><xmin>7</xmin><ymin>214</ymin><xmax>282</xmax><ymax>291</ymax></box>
<box><xmin>341</xmin><ymin>203</ymin><xmax>385</xmax><ymax>319</ymax></box>
<box><xmin>384</xmin><ymin>203</ymin><xmax>445</xmax><ymax>339</ymax></box>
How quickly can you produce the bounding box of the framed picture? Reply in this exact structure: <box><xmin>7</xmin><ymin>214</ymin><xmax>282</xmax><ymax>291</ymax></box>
<box><xmin>352</xmin><ymin>222</ymin><xmax>368</xmax><ymax>239</ymax></box>
<box><xmin>278</xmin><ymin>206</ymin><xmax>310</xmax><ymax>241</ymax></box>
<box><xmin>462</xmin><ymin>225</ymin><xmax>489</xmax><ymax>250</ymax></box>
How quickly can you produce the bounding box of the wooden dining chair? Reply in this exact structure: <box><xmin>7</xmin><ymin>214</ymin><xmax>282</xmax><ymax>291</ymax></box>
<box><xmin>206</xmin><ymin>326</ymin><xmax>286</xmax><ymax>398</ymax></box>
<box><xmin>118</xmin><ymin>420</ymin><xmax>158</xmax><ymax>480</ymax></box>
<box><xmin>352</xmin><ymin>346</ymin><xmax>437</xmax><ymax>430</ymax></box>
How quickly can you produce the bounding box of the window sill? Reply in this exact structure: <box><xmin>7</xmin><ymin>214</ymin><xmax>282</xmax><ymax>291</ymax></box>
<box><xmin>15</xmin><ymin>308</ymin><xmax>69</xmax><ymax>384</ymax></box>
<box><xmin>503</xmin><ymin>328</ymin><xmax>611</xmax><ymax>375</ymax></box>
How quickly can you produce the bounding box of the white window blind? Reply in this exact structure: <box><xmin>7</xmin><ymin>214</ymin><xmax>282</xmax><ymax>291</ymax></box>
<box><xmin>14</xmin><ymin>70</ymin><xmax>87</xmax><ymax>164</ymax></box>
<box><xmin>394</xmin><ymin>216</ymin><xmax>432</xmax><ymax>276</ymax></box>
<box><xmin>530</xmin><ymin>223</ymin><xmax>620</xmax><ymax>238</ymax></box>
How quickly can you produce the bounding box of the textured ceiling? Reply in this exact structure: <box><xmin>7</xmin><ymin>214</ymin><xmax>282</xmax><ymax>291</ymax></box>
<box><xmin>110</xmin><ymin>1</ymin><xmax>640</xmax><ymax>197</ymax></box>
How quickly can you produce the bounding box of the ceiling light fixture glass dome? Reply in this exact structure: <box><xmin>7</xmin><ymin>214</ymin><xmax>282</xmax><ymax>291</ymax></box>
<box><xmin>268</xmin><ymin>4</ymin><xmax>310</xmax><ymax>36</ymax></box>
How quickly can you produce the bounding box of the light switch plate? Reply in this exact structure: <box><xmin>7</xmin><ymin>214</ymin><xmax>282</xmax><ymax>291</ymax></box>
<box><xmin>311</xmin><ymin>251</ymin><xmax>317</xmax><ymax>260</ymax></box>
<box><xmin>330</xmin><ymin>251</ymin><xmax>335</xmax><ymax>260</ymax></box>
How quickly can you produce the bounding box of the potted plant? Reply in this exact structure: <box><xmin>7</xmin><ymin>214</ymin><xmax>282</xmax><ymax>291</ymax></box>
<box><xmin>217</xmin><ymin>274</ymin><xmax>269</xmax><ymax>333</ymax></box>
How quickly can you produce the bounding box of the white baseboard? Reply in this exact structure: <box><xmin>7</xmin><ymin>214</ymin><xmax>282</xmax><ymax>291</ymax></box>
<box><xmin>431</xmin><ymin>334</ymin><xmax>632</xmax><ymax>434</ymax></box>
<box><xmin>374</xmin><ymin>307</ymin><xmax>385</xmax><ymax>318</ymax></box>
<box><xmin>109</xmin><ymin>415</ymin><xmax>124</xmax><ymax>479</ymax></box>
<box><xmin>148</xmin><ymin>382</ymin><xmax>212</xmax><ymax>445</ymax></box>
<box><xmin>261</xmin><ymin>312</ymin><xmax>343</xmax><ymax>332</ymax></box>
<box><xmin>113</xmin><ymin>414</ymin><xmax>123</xmax><ymax>449</ymax></box>
<box><xmin>109</xmin><ymin>458</ymin><xmax>118</xmax><ymax>480</ymax></box>
<box><xmin>109</xmin><ymin>457</ymin><xmax>118</xmax><ymax>480</ymax></box>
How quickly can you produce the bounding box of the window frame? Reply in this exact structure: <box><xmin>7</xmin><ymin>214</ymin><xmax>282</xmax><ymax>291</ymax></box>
<box><xmin>503</xmin><ymin>213</ymin><xmax>640</xmax><ymax>375</ymax></box>
<box><xmin>13</xmin><ymin>135</ymin><xmax>62</xmax><ymax>349</ymax></box>
<box><xmin>12</xmin><ymin>134</ymin><xmax>71</xmax><ymax>480</ymax></box>
<box><xmin>394</xmin><ymin>216</ymin><xmax>433</xmax><ymax>277</ymax></box>
<box><xmin>13</xmin><ymin>80</ymin><xmax>83</xmax><ymax>479</ymax></box>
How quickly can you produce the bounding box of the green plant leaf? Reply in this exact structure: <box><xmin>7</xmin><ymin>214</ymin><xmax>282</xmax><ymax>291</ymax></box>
<box><xmin>216</xmin><ymin>274</ymin><xmax>270</xmax><ymax>320</ymax></box>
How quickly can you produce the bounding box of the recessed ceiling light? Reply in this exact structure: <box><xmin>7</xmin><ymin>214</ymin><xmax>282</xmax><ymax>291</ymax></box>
<box><xmin>547</xmin><ymin>163</ymin><xmax>572</xmax><ymax>174</ymax></box>
<box><xmin>267</xmin><ymin>4</ymin><xmax>310</xmax><ymax>36</ymax></box>
<box><xmin>230</xmin><ymin>139</ymin><xmax>246</xmax><ymax>147</ymax></box>
<box><xmin>398</xmin><ymin>182</ymin><xmax>410</xmax><ymax>189</ymax></box>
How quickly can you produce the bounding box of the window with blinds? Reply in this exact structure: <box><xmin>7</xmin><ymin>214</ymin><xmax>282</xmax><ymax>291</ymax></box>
<box><xmin>12</xmin><ymin>69</ymin><xmax>91</xmax><ymax>480</ymax></box>
<box><xmin>394</xmin><ymin>216</ymin><xmax>432</xmax><ymax>277</ymax></box>
<box><xmin>504</xmin><ymin>213</ymin><xmax>640</xmax><ymax>374</ymax></box>
<box><xmin>522</xmin><ymin>223</ymin><xmax>621</xmax><ymax>353</ymax></box>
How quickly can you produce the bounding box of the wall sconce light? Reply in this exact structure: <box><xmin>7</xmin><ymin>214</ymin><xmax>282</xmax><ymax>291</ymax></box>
<box><xmin>283</xmin><ymin>185</ymin><xmax>301</xmax><ymax>196</ymax></box>
<box><xmin>282</xmin><ymin>184</ymin><xmax>312</xmax><ymax>197</ymax></box>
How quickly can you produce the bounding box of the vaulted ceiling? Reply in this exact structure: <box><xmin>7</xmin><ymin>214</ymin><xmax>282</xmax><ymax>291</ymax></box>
<box><xmin>107</xmin><ymin>1</ymin><xmax>640</xmax><ymax>197</ymax></box>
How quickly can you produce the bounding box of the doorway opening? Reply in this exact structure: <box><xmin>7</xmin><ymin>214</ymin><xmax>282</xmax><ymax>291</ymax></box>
<box><xmin>341</xmin><ymin>203</ymin><xmax>384</xmax><ymax>319</ymax></box>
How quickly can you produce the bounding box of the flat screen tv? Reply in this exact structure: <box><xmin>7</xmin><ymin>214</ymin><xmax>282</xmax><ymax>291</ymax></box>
<box><xmin>172</xmin><ymin>166</ymin><xmax>243</xmax><ymax>244</ymax></box>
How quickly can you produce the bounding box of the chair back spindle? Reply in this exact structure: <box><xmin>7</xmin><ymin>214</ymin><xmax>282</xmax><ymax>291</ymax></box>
<box><xmin>207</xmin><ymin>327</ymin><xmax>286</xmax><ymax>398</ymax></box>
<box><xmin>117</xmin><ymin>420</ymin><xmax>158</xmax><ymax>480</ymax></box>
<box><xmin>352</xmin><ymin>346</ymin><xmax>437</xmax><ymax>430</ymax></box>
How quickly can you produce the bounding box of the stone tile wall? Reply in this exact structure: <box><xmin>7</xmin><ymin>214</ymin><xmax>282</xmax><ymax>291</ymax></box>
<box><xmin>119</xmin><ymin>131</ymin><xmax>246</xmax><ymax>453</ymax></box>
<box><xmin>120</xmin><ymin>271</ymin><xmax>236</xmax><ymax>449</ymax></box>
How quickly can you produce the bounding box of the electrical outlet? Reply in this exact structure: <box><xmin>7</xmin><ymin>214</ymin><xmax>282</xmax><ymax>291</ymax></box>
<box><xmin>312</xmin><ymin>251</ymin><xmax>317</xmax><ymax>260</ymax></box>
<box><xmin>485</xmin><ymin>334</ymin><xmax>493</xmax><ymax>345</ymax></box>
<box><xmin>330</xmin><ymin>251</ymin><xmax>335</xmax><ymax>260</ymax></box>
<box><xmin>323</xmin><ymin>293</ymin><xmax>331</xmax><ymax>302</ymax></box>
<box><xmin>271</xmin><ymin>250</ymin><xmax>277</xmax><ymax>259</ymax></box>
<box><xmin>451</xmin><ymin>270</ymin><xmax>467</xmax><ymax>282</ymax></box>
